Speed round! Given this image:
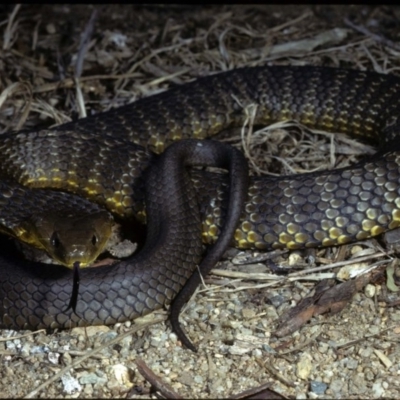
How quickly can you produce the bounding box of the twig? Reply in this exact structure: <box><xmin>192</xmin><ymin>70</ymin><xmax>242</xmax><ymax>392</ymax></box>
<box><xmin>74</xmin><ymin>9</ymin><xmax>98</xmax><ymax>119</ymax></box>
<box><xmin>334</xmin><ymin>325</ymin><xmax>398</xmax><ymax>349</ymax></box>
<box><xmin>256</xmin><ymin>358</ymin><xmax>296</xmax><ymax>388</ymax></box>
<box><xmin>229</xmin><ymin>381</ymin><xmax>287</xmax><ymax>399</ymax></box>
<box><xmin>344</xmin><ymin>17</ymin><xmax>400</xmax><ymax>51</ymax></box>
<box><xmin>75</xmin><ymin>9</ymin><xmax>98</xmax><ymax>79</ymax></box>
<box><xmin>289</xmin><ymin>252</ymin><xmax>392</xmax><ymax>277</ymax></box>
<box><xmin>0</xmin><ymin>329</ymin><xmax>46</xmax><ymax>342</ymax></box>
<box><xmin>23</xmin><ymin>315</ymin><xmax>167</xmax><ymax>398</ymax></box>
<box><xmin>277</xmin><ymin>331</ymin><xmax>322</xmax><ymax>355</ymax></box>
<box><xmin>3</xmin><ymin>4</ymin><xmax>21</xmax><ymax>50</ymax></box>
<box><xmin>135</xmin><ymin>358</ymin><xmax>182</xmax><ymax>399</ymax></box>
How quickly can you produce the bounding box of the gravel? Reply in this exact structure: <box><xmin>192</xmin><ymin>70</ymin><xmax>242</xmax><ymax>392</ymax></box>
<box><xmin>1</xmin><ymin>4</ymin><xmax>400</xmax><ymax>398</ymax></box>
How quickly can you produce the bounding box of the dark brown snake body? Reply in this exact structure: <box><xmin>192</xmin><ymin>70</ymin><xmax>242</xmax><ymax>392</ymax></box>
<box><xmin>1</xmin><ymin>65</ymin><xmax>400</xmax><ymax>330</ymax></box>
<box><xmin>0</xmin><ymin>139</ymin><xmax>248</xmax><ymax>331</ymax></box>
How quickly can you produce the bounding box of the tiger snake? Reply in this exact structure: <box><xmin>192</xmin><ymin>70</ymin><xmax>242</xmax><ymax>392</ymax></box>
<box><xmin>1</xmin><ymin>65</ymin><xmax>400</xmax><ymax>340</ymax></box>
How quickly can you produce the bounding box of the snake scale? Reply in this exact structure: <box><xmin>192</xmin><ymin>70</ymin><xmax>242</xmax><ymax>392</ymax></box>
<box><xmin>1</xmin><ymin>65</ymin><xmax>400</xmax><ymax>331</ymax></box>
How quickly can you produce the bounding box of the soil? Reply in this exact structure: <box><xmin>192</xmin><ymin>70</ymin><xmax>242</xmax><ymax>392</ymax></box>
<box><xmin>0</xmin><ymin>4</ymin><xmax>400</xmax><ymax>399</ymax></box>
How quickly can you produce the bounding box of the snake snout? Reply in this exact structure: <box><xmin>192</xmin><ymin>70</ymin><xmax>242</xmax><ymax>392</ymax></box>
<box><xmin>27</xmin><ymin>210</ymin><xmax>115</xmax><ymax>268</ymax></box>
<box><xmin>55</xmin><ymin>243</ymin><xmax>94</xmax><ymax>268</ymax></box>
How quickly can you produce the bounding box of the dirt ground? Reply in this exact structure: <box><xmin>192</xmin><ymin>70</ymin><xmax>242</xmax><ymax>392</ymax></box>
<box><xmin>1</xmin><ymin>4</ymin><xmax>400</xmax><ymax>399</ymax></box>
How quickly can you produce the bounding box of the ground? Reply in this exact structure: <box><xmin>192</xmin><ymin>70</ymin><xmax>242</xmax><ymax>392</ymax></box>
<box><xmin>0</xmin><ymin>4</ymin><xmax>400</xmax><ymax>399</ymax></box>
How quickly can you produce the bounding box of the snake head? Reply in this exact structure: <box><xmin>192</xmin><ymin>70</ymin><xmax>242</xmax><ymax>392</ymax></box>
<box><xmin>25</xmin><ymin>210</ymin><xmax>114</xmax><ymax>268</ymax></box>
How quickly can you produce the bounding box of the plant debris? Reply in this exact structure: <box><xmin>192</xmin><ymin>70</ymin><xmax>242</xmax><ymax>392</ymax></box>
<box><xmin>0</xmin><ymin>4</ymin><xmax>400</xmax><ymax>399</ymax></box>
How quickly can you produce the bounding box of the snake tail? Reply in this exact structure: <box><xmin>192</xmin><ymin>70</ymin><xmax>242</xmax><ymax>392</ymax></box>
<box><xmin>0</xmin><ymin>139</ymin><xmax>248</xmax><ymax>330</ymax></box>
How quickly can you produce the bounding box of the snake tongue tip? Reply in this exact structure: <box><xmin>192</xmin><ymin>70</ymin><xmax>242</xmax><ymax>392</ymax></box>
<box><xmin>65</xmin><ymin>262</ymin><xmax>81</xmax><ymax>313</ymax></box>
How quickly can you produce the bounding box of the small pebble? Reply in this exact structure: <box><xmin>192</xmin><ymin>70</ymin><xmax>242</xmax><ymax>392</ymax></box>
<box><xmin>111</xmin><ymin>364</ymin><xmax>133</xmax><ymax>387</ymax></box>
<box><xmin>62</xmin><ymin>373</ymin><xmax>82</xmax><ymax>395</ymax></box>
<box><xmin>364</xmin><ymin>284</ymin><xmax>376</xmax><ymax>298</ymax></box>
<box><xmin>48</xmin><ymin>352</ymin><xmax>60</xmax><ymax>365</ymax></box>
<box><xmin>296</xmin><ymin>354</ymin><xmax>312</xmax><ymax>380</ymax></box>
<box><xmin>310</xmin><ymin>381</ymin><xmax>327</xmax><ymax>394</ymax></box>
<box><xmin>372</xmin><ymin>381</ymin><xmax>385</xmax><ymax>397</ymax></box>
<box><xmin>79</xmin><ymin>372</ymin><xmax>107</xmax><ymax>385</ymax></box>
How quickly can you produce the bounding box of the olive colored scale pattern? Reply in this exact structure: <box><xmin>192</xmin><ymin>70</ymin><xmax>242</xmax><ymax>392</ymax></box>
<box><xmin>2</xmin><ymin>66</ymin><xmax>400</xmax><ymax>252</ymax></box>
<box><xmin>0</xmin><ymin>130</ymin><xmax>155</xmax><ymax>220</ymax></box>
<box><xmin>0</xmin><ymin>179</ymin><xmax>109</xmax><ymax>243</ymax></box>
<box><xmin>0</xmin><ymin>140</ymin><xmax>248</xmax><ymax>329</ymax></box>
<box><xmin>1</xmin><ymin>65</ymin><xmax>400</xmax><ymax>330</ymax></box>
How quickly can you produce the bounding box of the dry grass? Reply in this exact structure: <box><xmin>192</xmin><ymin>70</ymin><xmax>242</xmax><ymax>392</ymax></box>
<box><xmin>0</xmin><ymin>7</ymin><xmax>398</xmax><ymax>289</ymax></box>
<box><xmin>1</xmin><ymin>5</ymin><xmax>400</xmax><ymax>398</ymax></box>
<box><xmin>0</xmin><ymin>1</ymin><xmax>398</xmax><ymax>336</ymax></box>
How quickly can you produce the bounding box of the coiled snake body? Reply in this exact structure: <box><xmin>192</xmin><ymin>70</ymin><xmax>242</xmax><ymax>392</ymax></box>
<box><xmin>1</xmin><ymin>65</ymin><xmax>400</xmax><ymax>330</ymax></box>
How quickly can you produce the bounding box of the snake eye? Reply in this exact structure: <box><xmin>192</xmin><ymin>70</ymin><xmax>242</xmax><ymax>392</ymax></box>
<box><xmin>91</xmin><ymin>235</ymin><xmax>98</xmax><ymax>246</ymax></box>
<box><xmin>51</xmin><ymin>232</ymin><xmax>60</xmax><ymax>248</ymax></box>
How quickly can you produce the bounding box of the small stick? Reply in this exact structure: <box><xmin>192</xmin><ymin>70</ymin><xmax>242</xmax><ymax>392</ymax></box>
<box><xmin>135</xmin><ymin>359</ymin><xmax>182</xmax><ymax>399</ymax></box>
<box><xmin>344</xmin><ymin>17</ymin><xmax>400</xmax><ymax>52</ymax></box>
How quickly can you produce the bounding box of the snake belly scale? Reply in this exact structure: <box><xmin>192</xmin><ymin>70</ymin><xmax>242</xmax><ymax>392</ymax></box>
<box><xmin>1</xmin><ymin>65</ymin><xmax>400</xmax><ymax>329</ymax></box>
